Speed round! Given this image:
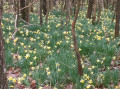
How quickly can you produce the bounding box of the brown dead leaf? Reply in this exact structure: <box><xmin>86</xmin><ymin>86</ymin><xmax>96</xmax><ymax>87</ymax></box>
<box><xmin>65</xmin><ymin>84</ymin><xmax>74</xmax><ymax>89</ymax></box>
<box><xmin>7</xmin><ymin>67</ymin><xmax>21</xmax><ymax>79</ymax></box>
<box><xmin>28</xmin><ymin>76</ymin><xmax>33</xmax><ymax>83</ymax></box>
<box><xmin>15</xmin><ymin>83</ymin><xmax>25</xmax><ymax>89</ymax></box>
<box><xmin>30</xmin><ymin>80</ymin><xmax>37</xmax><ymax>89</ymax></box>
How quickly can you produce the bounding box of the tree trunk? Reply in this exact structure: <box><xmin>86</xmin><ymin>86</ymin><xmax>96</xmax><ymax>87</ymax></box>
<box><xmin>65</xmin><ymin>0</ymin><xmax>69</xmax><ymax>27</ymax></box>
<box><xmin>45</xmin><ymin>0</ymin><xmax>49</xmax><ymax>24</ymax></box>
<box><xmin>0</xmin><ymin>0</ymin><xmax>8</xmax><ymax>88</ymax></box>
<box><xmin>25</xmin><ymin>0</ymin><xmax>30</xmax><ymax>23</ymax></box>
<box><xmin>115</xmin><ymin>0</ymin><xmax>120</xmax><ymax>37</ymax></box>
<box><xmin>20</xmin><ymin>0</ymin><xmax>26</xmax><ymax>21</ymax></box>
<box><xmin>92</xmin><ymin>0</ymin><xmax>97</xmax><ymax>25</ymax></box>
<box><xmin>60</xmin><ymin>0</ymin><xmax>64</xmax><ymax>30</ymax></box>
<box><xmin>86</xmin><ymin>0</ymin><xmax>93</xmax><ymax>19</ymax></box>
<box><xmin>20</xmin><ymin>0</ymin><xmax>30</xmax><ymax>23</ymax></box>
<box><xmin>43</xmin><ymin>0</ymin><xmax>47</xmax><ymax>15</ymax></box>
<box><xmin>16</xmin><ymin>0</ymin><xmax>19</xmax><ymax>26</ymax></box>
<box><xmin>40</xmin><ymin>0</ymin><xmax>43</xmax><ymax>26</ymax></box>
<box><xmin>71</xmin><ymin>0</ymin><xmax>83</xmax><ymax>76</ymax></box>
<box><xmin>97</xmin><ymin>0</ymin><xmax>103</xmax><ymax>23</ymax></box>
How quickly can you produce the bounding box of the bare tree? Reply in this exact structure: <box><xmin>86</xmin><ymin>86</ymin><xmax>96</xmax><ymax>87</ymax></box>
<box><xmin>97</xmin><ymin>0</ymin><xmax>103</xmax><ymax>23</ymax></box>
<box><xmin>92</xmin><ymin>0</ymin><xmax>97</xmax><ymax>25</ymax></box>
<box><xmin>40</xmin><ymin>0</ymin><xmax>43</xmax><ymax>25</ymax></box>
<box><xmin>0</xmin><ymin>0</ymin><xmax>8</xmax><ymax>88</ymax></box>
<box><xmin>86</xmin><ymin>0</ymin><xmax>94</xmax><ymax>19</ymax></box>
<box><xmin>71</xmin><ymin>0</ymin><xmax>83</xmax><ymax>76</ymax></box>
<box><xmin>20</xmin><ymin>0</ymin><xmax>30</xmax><ymax>23</ymax></box>
<box><xmin>20</xmin><ymin>0</ymin><xmax>26</xmax><ymax>21</ymax></box>
<box><xmin>60</xmin><ymin>0</ymin><xmax>64</xmax><ymax>30</ymax></box>
<box><xmin>45</xmin><ymin>0</ymin><xmax>50</xmax><ymax>24</ymax></box>
<box><xmin>115</xmin><ymin>0</ymin><xmax>120</xmax><ymax>37</ymax></box>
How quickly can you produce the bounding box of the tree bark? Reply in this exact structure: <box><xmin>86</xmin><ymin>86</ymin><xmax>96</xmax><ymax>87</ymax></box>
<box><xmin>40</xmin><ymin>0</ymin><xmax>43</xmax><ymax>26</ymax></box>
<box><xmin>97</xmin><ymin>0</ymin><xmax>103</xmax><ymax>23</ymax></box>
<box><xmin>20</xmin><ymin>0</ymin><xmax>26</xmax><ymax>21</ymax></box>
<box><xmin>0</xmin><ymin>0</ymin><xmax>8</xmax><ymax>88</ymax></box>
<box><xmin>115</xmin><ymin>0</ymin><xmax>120</xmax><ymax>37</ymax></box>
<box><xmin>65</xmin><ymin>0</ymin><xmax>69</xmax><ymax>27</ymax></box>
<box><xmin>86</xmin><ymin>0</ymin><xmax>93</xmax><ymax>19</ymax></box>
<box><xmin>25</xmin><ymin>0</ymin><xmax>30</xmax><ymax>23</ymax></box>
<box><xmin>92</xmin><ymin>0</ymin><xmax>97</xmax><ymax>25</ymax></box>
<box><xmin>71</xmin><ymin>0</ymin><xmax>83</xmax><ymax>76</ymax></box>
<box><xmin>43</xmin><ymin>0</ymin><xmax>47</xmax><ymax>15</ymax></box>
<box><xmin>60</xmin><ymin>0</ymin><xmax>64</xmax><ymax>30</ymax></box>
<box><xmin>45</xmin><ymin>0</ymin><xmax>49</xmax><ymax>24</ymax></box>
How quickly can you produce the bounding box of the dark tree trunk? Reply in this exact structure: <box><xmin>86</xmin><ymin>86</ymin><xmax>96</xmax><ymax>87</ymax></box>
<box><xmin>97</xmin><ymin>0</ymin><xmax>103</xmax><ymax>23</ymax></box>
<box><xmin>20</xmin><ymin>0</ymin><xmax>26</xmax><ymax>20</ymax></box>
<box><xmin>92</xmin><ymin>0</ymin><xmax>97</xmax><ymax>25</ymax></box>
<box><xmin>86</xmin><ymin>0</ymin><xmax>93</xmax><ymax>19</ymax></box>
<box><xmin>20</xmin><ymin>0</ymin><xmax>30</xmax><ymax>23</ymax></box>
<box><xmin>40</xmin><ymin>0</ymin><xmax>43</xmax><ymax>25</ymax></box>
<box><xmin>43</xmin><ymin>0</ymin><xmax>47</xmax><ymax>15</ymax></box>
<box><xmin>0</xmin><ymin>0</ymin><xmax>8</xmax><ymax>88</ymax></box>
<box><xmin>71</xmin><ymin>0</ymin><xmax>83</xmax><ymax>76</ymax></box>
<box><xmin>115</xmin><ymin>0</ymin><xmax>120</xmax><ymax>37</ymax></box>
<box><xmin>25</xmin><ymin>0</ymin><xmax>30</xmax><ymax>23</ymax></box>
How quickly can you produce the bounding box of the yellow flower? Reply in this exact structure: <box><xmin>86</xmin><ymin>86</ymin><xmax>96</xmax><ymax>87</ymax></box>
<box><xmin>30</xmin><ymin>38</ymin><xmax>34</xmax><ymax>41</ymax></box>
<box><xmin>30</xmin><ymin>62</ymin><xmax>33</xmax><ymax>65</ymax></box>
<box><xmin>45</xmin><ymin>67</ymin><xmax>49</xmax><ymax>71</ymax></box>
<box><xmin>39</xmin><ymin>87</ymin><xmax>43</xmax><ymax>89</ymax></box>
<box><xmin>97</xmin><ymin>59</ymin><xmax>100</xmax><ymax>63</ymax></box>
<box><xmin>56</xmin><ymin>42</ymin><xmax>60</xmax><ymax>45</ymax></box>
<box><xmin>29</xmin><ymin>72</ymin><xmax>32</xmax><ymax>76</ymax></box>
<box><xmin>23</xmin><ymin>74</ymin><xmax>27</xmax><ymax>77</ymax></box>
<box><xmin>88</xmin><ymin>80</ymin><xmax>92</xmax><ymax>84</ymax></box>
<box><xmin>21</xmin><ymin>77</ymin><xmax>25</xmax><ymax>81</ymax></box>
<box><xmin>80</xmin><ymin>79</ymin><xmax>84</xmax><ymax>83</ymax></box>
<box><xmin>25</xmin><ymin>54</ymin><xmax>30</xmax><ymax>59</ymax></box>
<box><xmin>36</xmin><ymin>66</ymin><xmax>39</xmax><ymax>69</ymax></box>
<box><xmin>20</xmin><ymin>43</ymin><xmax>24</xmax><ymax>46</ymax></box>
<box><xmin>6</xmin><ymin>39</ymin><xmax>9</xmax><ymax>43</ymax></box>
<box><xmin>10</xmin><ymin>85</ymin><xmax>14</xmax><ymax>88</ymax></box>
<box><xmin>31</xmin><ymin>67</ymin><xmax>35</xmax><ymax>70</ymax></box>
<box><xmin>53</xmin><ymin>87</ymin><xmax>57</xmax><ymax>89</ymax></box>
<box><xmin>79</xmin><ymin>48</ymin><xmax>82</xmax><ymax>51</ymax></box>
<box><xmin>91</xmin><ymin>72</ymin><xmax>93</xmax><ymax>75</ymax></box>
<box><xmin>115</xmin><ymin>86</ymin><xmax>119</xmax><ymax>89</ymax></box>
<box><xmin>56</xmin><ymin>63</ymin><xmax>60</xmax><ymax>67</ymax></box>
<box><xmin>57</xmin><ymin>69</ymin><xmax>61</xmax><ymax>72</ymax></box>
<box><xmin>47</xmin><ymin>46</ymin><xmax>51</xmax><ymax>50</ymax></box>
<box><xmin>102</xmin><ymin>57</ymin><xmax>106</xmax><ymax>60</ymax></box>
<box><xmin>8</xmin><ymin>77</ymin><xmax>13</xmax><ymax>80</ymax></box>
<box><xmin>56</xmin><ymin>23</ymin><xmax>61</xmax><ymax>27</ymax></box>
<box><xmin>47</xmin><ymin>71</ymin><xmax>51</xmax><ymax>75</ymax></box>
<box><xmin>86</xmin><ymin>85</ymin><xmax>91</xmax><ymax>89</ymax></box>
<box><xmin>113</xmin><ymin>56</ymin><xmax>116</xmax><ymax>60</ymax></box>
<box><xmin>106</xmin><ymin>38</ymin><xmax>110</xmax><ymax>41</ymax></box>
<box><xmin>18</xmin><ymin>81</ymin><xmax>21</xmax><ymax>84</ymax></box>
<box><xmin>92</xmin><ymin>66</ymin><xmax>95</xmax><ymax>69</ymax></box>
<box><xmin>18</xmin><ymin>55</ymin><xmax>22</xmax><ymax>60</ymax></box>
<box><xmin>12</xmin><ymin>79</ymin><xmax>16</xmax><ymax>83</ymax></box>
<box><xmin>14</xmin><ymin>37</ymin><xmax>19</xmax><ymax>43</ymax></box>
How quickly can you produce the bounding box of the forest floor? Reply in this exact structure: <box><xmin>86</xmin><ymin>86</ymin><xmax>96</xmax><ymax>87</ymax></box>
<box><xmin>2</xmin><ymin>8</ymin><xmax>120</xmax><ymax>89</ymax></box>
